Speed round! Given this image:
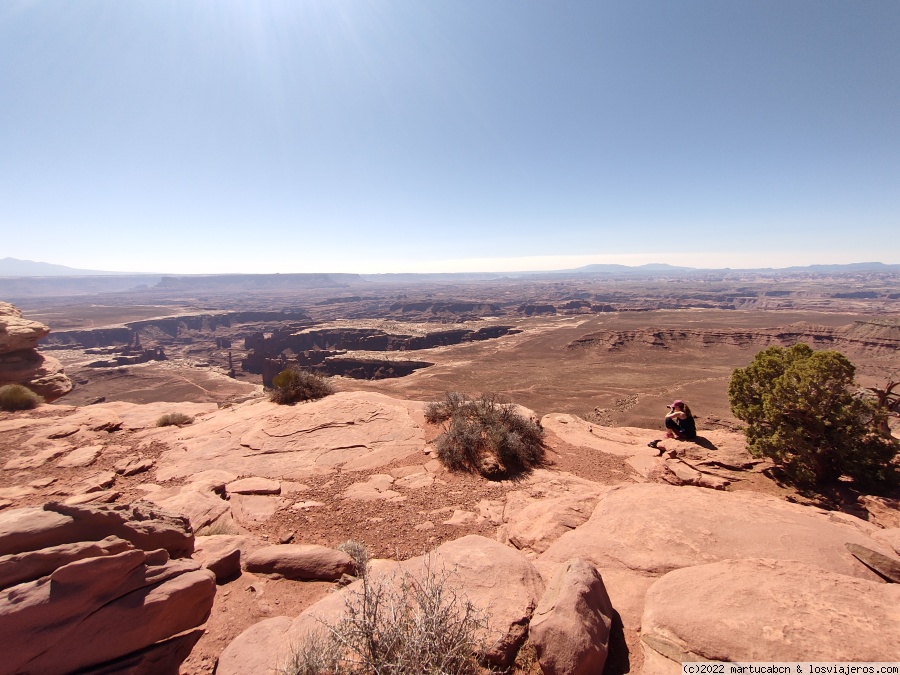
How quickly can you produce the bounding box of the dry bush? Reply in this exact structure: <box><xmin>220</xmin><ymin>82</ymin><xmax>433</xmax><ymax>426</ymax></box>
<box><xmin>337</xmin><ymin>539</ymin><xmax>370</xmax><ymax>578</ymax></box>
<box><xmin>0</xmin><ymin>384</ymin><xmax>44</xmax><ymax>412</ymax></box>
<box><xmin>428</xmin><ymin>392</ymin><xmax>545</xmax><ymax>477</ymax></box>
<box><xmin>270</xmin><ymin>368</ymin><xmax>335</xmax><ymax>405</ymax></box>
<box><xmin>281</xmin><ymin>559</ymin><xmax>487</xmax><ymax>675</ymax></box>
<box><xmin>155</xmin><ymin>412</ymin><xmax>195</xmax><ymax>427</ymax></box>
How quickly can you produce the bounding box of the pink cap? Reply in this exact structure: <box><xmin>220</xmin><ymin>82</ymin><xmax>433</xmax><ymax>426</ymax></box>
<box><xmin>671</xmin><ymin>400</ymin><xmax>684</xmax><ymax>408</ymax></box>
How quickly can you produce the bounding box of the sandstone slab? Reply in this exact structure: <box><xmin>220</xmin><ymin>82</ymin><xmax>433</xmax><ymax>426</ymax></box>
<box><xmin>57</xmin><ymin>444</ymin><xmax>103</xmax><ymax>468</ymax></box>
<box><xmin>539</xmin><ymin>484</ymin><xmax>895</xmax><ymax>581</ymax></box>
<box><xmin>143</xmin><ymin>481</ymin><xmax>231</xmax><ymax>532</ymax></box>
<box><xmin>149</xmin><ymin>392</ymin><xmax>426</xmax><ymax>481</ymax></box>
<box><xmin>0</xmin><ymin>535</ymin><xmax>133</xmax><ymax>589</ymax></box>
<box><xmin>0</xmin><ymin>502</ymin><xmax>193</xmax><ymax>558</ymax></box>
<box><xmin>226</xmin><ymin>476</ymin><xmax>281</xmax><ymax>495</ymax></box>
<box><xmin>642</xmin><ymin>558</ymin><xmax>900</xmax><ymax>665</ymax></box>
<box><xmin>1</xmin><ymin>549</ymin><xmax>216</xmax><ymax>675</ymax></box>
<box><xmin>244</xmin><ymin>544</ymin><xmax>355</xmax><ymax>581</ymax></box>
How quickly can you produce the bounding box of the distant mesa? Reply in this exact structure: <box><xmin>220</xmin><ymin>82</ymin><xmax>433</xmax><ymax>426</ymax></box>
<box><xmin>0</xmin><ymin>257</ymin><xmax>129</xmax><ymax>277</ymax></box>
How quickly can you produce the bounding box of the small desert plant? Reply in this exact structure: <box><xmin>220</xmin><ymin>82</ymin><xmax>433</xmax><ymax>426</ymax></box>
<box><xmin>428</xmin><ymin>392</ymin><xmax>545</xmax><ymax>477</ymax></box>
<box><xmin>270</xmin><ymin>368</ymin><xmax>335</xmax><ymax>405</ymax></box>
<box><xmin>156</xmin><ymin>412</ymin><xmax>195</xmax><ymax>427</ymax></box>
<box><xmin>0</xmin><ymin>384</ymin><xmax>44</xmax><ymax>412</ymax></box>
<box><xmin>281</xmin><ymin>558</ymin><xmax>487</xmax><ymax>675</ymax></box>
<box><xmin>337</xmin><ymin>539</ymin><xmax>371</xmax><ymax>578</ymax></box>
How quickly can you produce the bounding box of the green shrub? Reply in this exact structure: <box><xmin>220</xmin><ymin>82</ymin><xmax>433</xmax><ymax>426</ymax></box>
<box><xmin>428</xmin><ymin>392</ymin><xmax>545</xmax><ymax>477</ymax></box>
<box><xmin>156</xmin><ymin>412</ymin><xmax>195</xmax><ymax>427</ymax></box>
<box><xmin>270</xmin><ymin>368</ymin><xmax>334</xmax><ymax>405</ymax></box>
<box><xmin>0</xmin><ymin>384</ymin><xmax>44</xmax><ymax>412</ymax></box>
<box><xmin>728</xmin><ymin>343</ymin><xmax>899</xmax><ymax>490</ymax></box>
<box><xmin>280</xmin><ymin>559</ymin><xmax>486</xmax><ymax>675</ymax></box>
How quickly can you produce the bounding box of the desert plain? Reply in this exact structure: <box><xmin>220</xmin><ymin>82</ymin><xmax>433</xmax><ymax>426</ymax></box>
<box><xmin>1</xmin><ymin>267</ymin><xmax>899</xmax><ymax>675</ymax></box>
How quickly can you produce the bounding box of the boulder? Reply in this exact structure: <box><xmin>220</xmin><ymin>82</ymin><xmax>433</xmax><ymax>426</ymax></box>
<box><xmin>193</xmin><ymin>534</ymin><xmax>250</xmax><ymax>582</ymax></box>
<box><xmin>530</xmin><ymin>559</ymin><xmax>614</xmax><ymax>675</ymax></box>
<box><xmin>143</xmin><ymin>481</ymin><xmax>231</xmax><ymax>532</ymax></box>
<box><xmin>64</xmin><ymin>489</ymin><xmax>121</xmax><ymax>506</ymax></box>
<box><xmin>538</xmin><ymin>484</ymin><xmax>895</xmax><ymax>581</ymax></box>
<box><xmin>641</xmin><ymin>558</ymin><xmax>900</xmax><ymax>665</ymax></box>
<box><xmin>0</xmin><ymin>535</ymin><xmax>133</xmax><ymax>589</ymax></box>
<box><xmin>0</xmin><ymin>502</ymin><xmax>193</xmax><ymax>558</ymax></box>
<box><xmin>231</xmin><ymin>493</ymin><xmax>284</xmax><ymax>526</ymax></box>
<box><xmin>218</xmin><ymin>616</ymin><xmax>294</xmax><ymax>675</ymax></box>
<box><xmin>244</xmin><ymin>544</ymin><xmax>355</xmax><ymax>581</ymax></box>
<box><xmin>0</xmin><ymin>304</ymin><xmax>72</xmax><ymax>401</ymax></box>
<box><xmin>0</xmin><ymin>303</ymin><xmax>49</xmax><ymax>352</ymax></box>
<box><xmin>1</xmin><ymin>549</ymin><xmax>216</xmax><ymax>675</ymax></box>
<box><xmin>0</xmin><ymin>349</ymin><xmax>72</xmax><ymax>401</ymax></box>
<box><xmin>226</xmin><ymin>476</ymin><xmax>281</xmax><ymax>495</ymax></box>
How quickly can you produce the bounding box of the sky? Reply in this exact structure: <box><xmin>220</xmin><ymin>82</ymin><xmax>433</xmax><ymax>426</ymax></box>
<box><xmin>1</xmin><ymin>1</ymin><xmax>899</xmax><ymax>275</ymax></box>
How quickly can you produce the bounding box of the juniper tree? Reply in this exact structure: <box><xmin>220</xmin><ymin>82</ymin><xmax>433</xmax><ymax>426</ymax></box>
<box><xmin>728</xmin><ymin>343</ymin><xmax>898</xmax><ymax>490</ymax></box>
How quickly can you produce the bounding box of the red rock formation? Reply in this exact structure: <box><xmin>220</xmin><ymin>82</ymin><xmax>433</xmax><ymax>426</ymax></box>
<box><xmin>0</xmin><ymin>501</ymin><xmax>213</xmax><ymax>675</ymax></box>
<box><xmin>0</xmin><ymin>302</ymin><xmax>72</xmax><ymax>401</ymax></box>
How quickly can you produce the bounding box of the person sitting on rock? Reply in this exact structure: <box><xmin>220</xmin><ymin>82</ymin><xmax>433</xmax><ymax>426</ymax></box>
<box><xmin>664</xmin><ymin>400</ymin><xmax>696</xmax><ymax>441</ymax></box>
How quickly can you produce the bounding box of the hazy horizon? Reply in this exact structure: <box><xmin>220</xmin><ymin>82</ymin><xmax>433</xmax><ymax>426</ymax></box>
<box><xmin>2</xmin><ymin>2</ymin><xmax>898</xmax><ymax>274</ymax></box>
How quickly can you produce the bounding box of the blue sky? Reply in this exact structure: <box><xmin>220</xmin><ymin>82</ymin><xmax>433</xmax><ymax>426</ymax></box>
<box><xmin>2</xmin><ymin>1</ymin><xmax>898</xmax><ymax>274</ymax></box>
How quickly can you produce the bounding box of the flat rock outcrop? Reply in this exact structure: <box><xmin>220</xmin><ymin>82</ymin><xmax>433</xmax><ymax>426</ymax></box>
<box><xmin>147</xmin><ymin>391</ymin><xmax>426</xmax><ymax>480</ymax></box>
<box><xmin>538</xmin><ymin>483</ymin><xmax>893</xmax><ymax>581</ymax></box>
<box><xmin>0</xmin><ymin>302</ymin><xmax>72</xmax><ymax>400</ymax></box>
<box><xmin>641</xmin><ymin>558</ymin><xmax>900</xmax><ymax>669</ymax></box>
<box><xmin>0</xmin><ymin>501</ymin><xmax>214</xmax><ymax>675</ymax></box>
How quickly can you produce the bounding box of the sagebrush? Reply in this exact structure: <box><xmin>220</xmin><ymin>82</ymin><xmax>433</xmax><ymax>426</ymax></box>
<box><xmin>0</xmin><ymin>384</ymin><xmax>44</xmax><ymax>412</ymax></box>
<box><xmin>281</xmin><ymin>558</ymin><xmax>487</xmax><ymax>675</ymax></box>
<box><xmin>337</xmin><ymin>539</ymin><xmax>370</xmax><ymax>578</ymax></box>
<box><xmin>426</xmin><ymin>392</ymin><xmax>545</xmax><ymax>477</ymax></box>
<box><xmin>156</xmin><ymin>412</ymin><xmax>195</xmax><ymax>427</ymax></box>
<box><xmin>270</xmin><ymin>368</ymin><xmax>335</xmax><ymax>405</ymax></box>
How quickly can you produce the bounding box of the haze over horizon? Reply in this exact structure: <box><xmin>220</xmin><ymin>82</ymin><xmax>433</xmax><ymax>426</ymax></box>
<box><xmin>2</xmin><ymin>1</ymin><xmax>898</xmax><ymax>275</ymax></box>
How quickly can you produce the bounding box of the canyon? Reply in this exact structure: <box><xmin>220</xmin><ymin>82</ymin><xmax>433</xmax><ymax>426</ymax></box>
<box><xmin>1</xmin><ymin>268</ymin><xmax>899</xmax><ymax>674</ymax></box>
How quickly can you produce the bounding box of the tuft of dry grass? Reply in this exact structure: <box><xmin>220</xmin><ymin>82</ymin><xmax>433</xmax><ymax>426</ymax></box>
<box><xmin>156</xmin><ymin>412</ymin><xmax>195</xmax><ymax>427</ymax></box>
<box><xmin>0</xmin><ymin>384</ymin><xmax>44</xmax><ymax>412</ymax></box>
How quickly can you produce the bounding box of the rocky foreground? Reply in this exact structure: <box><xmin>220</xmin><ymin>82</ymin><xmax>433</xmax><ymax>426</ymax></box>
<box><xmin>1</xmin><ymin>391</ymin><xmax>899</xmax><ymax>674</ymax></box>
